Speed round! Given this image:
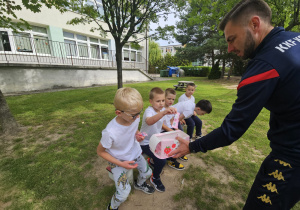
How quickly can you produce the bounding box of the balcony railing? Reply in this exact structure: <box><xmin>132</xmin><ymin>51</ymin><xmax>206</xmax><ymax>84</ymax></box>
<box><xmin>0</xmin><ymin>34</ymin><xmax>148</xmax><ymax>72</ymax></box>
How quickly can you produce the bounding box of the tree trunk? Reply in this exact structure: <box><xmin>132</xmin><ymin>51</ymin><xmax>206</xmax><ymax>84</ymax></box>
<box><xmin>227</xmin><ymin>58</ymin><xmax>235</xmax><ymax>80</ymax></box>
<box><xmin>0</xmin><ymin>89</ymin><xmax>20</xmax><ymax>135</ymax></box>
<box><xmin>115</xmin><ymin>42</ymin><xmax>123</xmax><ymax>89</ymax></box>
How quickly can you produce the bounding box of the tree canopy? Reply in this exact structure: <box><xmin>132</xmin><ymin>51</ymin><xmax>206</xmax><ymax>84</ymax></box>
<box><xmin>68</xmin><ymin>0</ymin><xmax>175</xmax><ymax>88</ymax></box>
<box><xmin>0</xmin><ymin>0</ymin><xmax>68</xmax><ymax>31</ymax></box>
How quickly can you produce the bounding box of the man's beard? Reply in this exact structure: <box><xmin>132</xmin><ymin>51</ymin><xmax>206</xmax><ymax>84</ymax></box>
<box><xmin>242</xmin><ymin>30</ymin><xmax>256</xmax><ymax>59</ymax></box>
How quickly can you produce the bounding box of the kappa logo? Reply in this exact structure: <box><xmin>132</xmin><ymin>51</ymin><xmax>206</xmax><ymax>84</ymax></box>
<box><xmin>268</xmin><ymin>170</ymin><xmax>285</xmax><ymax>181</ymax></box>
<box><xmin>262</xmin><ymin>182</ymin><xmax>279</xmax><ymax>194</ymax></box>
<box><xmin>257</xmin><ymin>194</ymin><xmax>272</xmax><ymax>205</ymax></box>
<box><xmin>274</xmin><ymin>159</ymin><xmax>292</xmax><ymax>168</ymax></box>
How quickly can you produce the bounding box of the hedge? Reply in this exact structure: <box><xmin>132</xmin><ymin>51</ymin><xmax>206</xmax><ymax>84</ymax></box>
<box><xmin>179</xmin><ymin>66</ymin><xmax>211</xmax><ymax>77</ymax></box>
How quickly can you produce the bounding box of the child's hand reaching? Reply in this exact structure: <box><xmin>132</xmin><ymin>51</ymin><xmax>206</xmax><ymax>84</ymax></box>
<box><xmin>163</xmin><ymin>107</ymin><xmax>177</xmax><ymax>115</ymax></box>
<box><xmin>135</xmin><ymin>131</ymin><xmax>147</xmax><ymax>142</ymax></box>
<box><xmin>180</xmin><ymin>119</ymin><xmax>186</xmax><ymax>125</ymax></box>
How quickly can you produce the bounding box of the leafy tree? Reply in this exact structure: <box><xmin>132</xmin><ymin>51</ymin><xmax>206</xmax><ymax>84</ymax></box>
<box><xmin>149</xmin><ymin>39</ymin><xmax>162</xmax><ymax>72</ymax></box>
<box><xmin>68</xmin><ymin>0</ymin><xmax>174</xmax><ymax>88</ymax></box>
<box><xmin>208</xmin><ymin>60</ymin><xmax>221</xmax><ymax>79</ymax></box>
<box><xmin>0</xmin><ymin>0</ymin><xmax>68</xmax><ymax>31</ymax></box>
<box><xmin>170</xmin><ymin>0</ymin><xmax>300</xmax><ymax>79</ymax></box>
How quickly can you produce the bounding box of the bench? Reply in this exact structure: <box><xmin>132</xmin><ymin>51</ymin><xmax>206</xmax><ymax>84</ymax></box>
<box><xmin>174</xmin><ymin>81</ymin><xmax>195</xmax><ymax>90</ymax></box>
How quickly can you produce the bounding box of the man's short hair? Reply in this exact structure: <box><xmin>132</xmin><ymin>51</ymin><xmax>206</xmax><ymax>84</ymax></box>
<box><xmin>149</xmin><ymin>87</ymin><xmax>164</xmax><ymax>100</ymax></box>
<box><xmin>196</xmin><ymin>99</ymin><xmax>212</xmax><ymax>114</ymax></box>
<box><xmin>114</xmin><ymin>87</ymin><xmax>143</xmax><ymax>111</ymax></box>
<box><xmin>219</xmin><ymin>0</ymin><xmax>272</xmax><ymax>31</ymax></box>
<box><xmin>165</xmin><ymin>88</ymin><xmax>176</xmax><ymax>96</ymax></box>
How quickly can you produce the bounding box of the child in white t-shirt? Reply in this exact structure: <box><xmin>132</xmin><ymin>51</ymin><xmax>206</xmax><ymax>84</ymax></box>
<box><xmin>140</xmin><ymin>87</ymin><xmax>177</xmax><ymax>192</ymax></box>
<box><xmin>161</xmin><ymin>88</ymin><xmax>187</xmax><ymax>169</ymax></box>
<box><xmin>178</xmin><ymin>83</ymin><xmax>202</xmax><ymax>139</ymax></box>
<box><xmin>175</xmin><ymin>98</ymin><xmax>212</xmax><ymax>141</ymax></box>
<box><xmin>97</xmin><ymin>87</ymin><xmax>154</xmax><ymax>210</ymax></box>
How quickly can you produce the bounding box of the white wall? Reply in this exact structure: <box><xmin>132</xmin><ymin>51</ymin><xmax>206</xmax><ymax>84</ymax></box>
<box><xmin>0</xmin><ymin>66</ymin><xmax>151</xmax><ymax>93</ymax></box>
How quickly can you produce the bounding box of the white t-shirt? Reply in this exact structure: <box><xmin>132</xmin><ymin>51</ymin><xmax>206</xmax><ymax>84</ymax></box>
<box><xmin>140</xmin><ymin>106</ymin><xmax>166</xmax><ymax>146</ymax></box>
<box><xmin>178</xmin><ymin>93</ymin><xmax>195</xmax><ymax>103</ymax></box>
<box><xmin>173</xmin><ymin>101</ymin><xmax>195</xmax><ymax>119</ymax></box>
<box><xmin>100</xmin><ymin>117</ymin><xmax>142</xmax><ymax>161</ymax></box>
<box><xmin>163</xmin><ymin>113</ymin><xmax>173</xmax><ymax>130</ymax></box>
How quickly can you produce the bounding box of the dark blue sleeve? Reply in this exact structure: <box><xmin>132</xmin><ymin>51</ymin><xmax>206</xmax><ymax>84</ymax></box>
<box><xmin>190</xmin><ymin>76</ymin><xmax>279</xmax><ymax>153</ymax></box>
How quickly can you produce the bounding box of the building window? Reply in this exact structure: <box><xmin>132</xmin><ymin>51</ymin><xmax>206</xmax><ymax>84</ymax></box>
<box><xmin>64</xmin><ymin>39</ymin><xmax>77</xmax><ymax>56</ymax></box>
<box><xmin>0</xmin><ymin>31</ymin><xmax>11</xmax><ymax>51</ymax></box>
<box><xmin>122</xmin><ymin>45</ymin><xmax>142</xmax><ymax>62</ymax></box>
<box><xmin>0</xmin><ymin>25</ymin><xmax>50</xmax><ymax>55</ymax></box>
<box><xmin>90</xmin><ymin>44</ymin><xmax>100</xmax><ymax>59</ymax></box>
<box><xmin>63</xmin><ymin>31</ymin><xmax>109</xmax><ymax>59</ymax></box>
<box><xmin>14</xmin><ymin>32</ymin><xmax>33</xmax><ymax>52</ymax></box>
<box><xmin>123</xmin><ymin>49</ymin><xmax>129</xmax><ymax>61</ymax></box>
<box><xmin>34</xmin><ymin>35</ymin><xmax>51</xmax><ymax>54</ymax></box>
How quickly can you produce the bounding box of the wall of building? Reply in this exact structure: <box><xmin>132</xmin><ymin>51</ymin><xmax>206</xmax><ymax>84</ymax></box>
<box><xmin>0</xmin><ymin>65</ymin><xmax>151</xmax><ymax>94</ymax></box>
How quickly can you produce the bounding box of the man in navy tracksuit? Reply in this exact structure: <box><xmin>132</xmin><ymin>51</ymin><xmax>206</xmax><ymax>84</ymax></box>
<box><xmin>170</xmin><ymin>0</ymin><xmax>300</xmax><ymax>209</ymax></box>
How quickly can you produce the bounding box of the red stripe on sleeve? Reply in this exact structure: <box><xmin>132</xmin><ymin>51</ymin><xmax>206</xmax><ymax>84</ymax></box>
<box><xmin>237</xmin><ymin>69</ymin><xmax>279</xmax><ymax>90</ymax></box>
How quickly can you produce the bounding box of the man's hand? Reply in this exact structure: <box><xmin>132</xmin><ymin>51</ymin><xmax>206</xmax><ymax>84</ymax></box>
<box><xmin>168</xmin><ymin>136</ymin><xmax>190</xmax><ymax>158</ymax></box>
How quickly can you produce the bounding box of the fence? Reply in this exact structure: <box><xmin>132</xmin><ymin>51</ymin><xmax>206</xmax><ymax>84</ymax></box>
<box><xmin>0</xmin><ymin>34</ymin><xmax>148</xmax><ymax>72</ymax></box>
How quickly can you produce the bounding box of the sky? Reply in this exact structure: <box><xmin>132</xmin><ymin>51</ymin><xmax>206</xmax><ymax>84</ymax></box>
<box><xmin>149</xmin><ymin>13</ymin><xmax>180</xmax><ymax>47</ymax></box>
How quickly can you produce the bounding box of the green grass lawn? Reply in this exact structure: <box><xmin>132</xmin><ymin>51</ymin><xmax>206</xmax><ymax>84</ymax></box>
<box><xmin>0</xmin><ymin>77</ymin><xmax>299</xmax><ymax>210</ymax></box>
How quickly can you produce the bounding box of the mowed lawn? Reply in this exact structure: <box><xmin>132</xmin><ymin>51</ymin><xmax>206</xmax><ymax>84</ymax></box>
<box><xmin>0</xmin><ymin>77</ymin><xmax>299</xmax><ymax>210</ymax></box>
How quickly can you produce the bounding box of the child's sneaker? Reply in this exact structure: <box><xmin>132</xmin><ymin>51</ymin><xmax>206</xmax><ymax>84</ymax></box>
<box><xmin>179</xmin><ymin>155</ymin><xmax>188</xmax><ymax>161</ymax></box>
<box><xmin>134</xmin><ymin>180</ymin><xmax>155</xmax><ymax>194</ymax></box>
<box><xmin>147</xmin><ymin>158</ymin><xmax>154</xmax><ymax>169</ymax></box>
<box><xmin>150</xmin><ymin>176</ymin><xmax>165</xmax><ymax>192</ymax></box>
<box><xmin>195</xmin><ymin>135</ymin><xmax>202</xmax><ymax>139</ymax></box>
<box><xmin>167</xmin><ymin>160</ymin><xmax>184</xmax><ymax>170</ymax></box>
<box><xmin>107</xmin><ymin>203</ymin><xmax>118</xmax><ymax>210</ymax></box>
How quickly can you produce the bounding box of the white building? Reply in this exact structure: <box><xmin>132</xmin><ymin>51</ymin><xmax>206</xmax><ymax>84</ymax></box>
<box><xmin>0</xmin><ymin>0</ymin><xmax>148</xmax><ymax>69</ymax></box>
<box><xmin>0</xmin><ymin>0</ymin><xmax>151</xmax><ymax>93</ymax></box>
<box><xmin>159</xmin><ymin>44</ymin><xmax>183</xmax><ymax>57</ymax></box>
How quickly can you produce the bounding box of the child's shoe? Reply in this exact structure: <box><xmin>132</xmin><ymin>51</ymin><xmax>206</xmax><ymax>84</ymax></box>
<box><xmin>147</xmin><ymin>158</ymin><xmax>154</xmax><ymax>169</ymax></box>
<box><xmin>179</xmin><ymin>155</ymin><xmax>188</xmax><ymax>162</ymax></box>
<box><xmin>167</xmin><ymin>160</ymin><xmax>184</xmax><ymax>170</ymax></box>
<box><xmin>150</xmin><ymin>176</ymin><xmax>165</xmax><ymax>192</ymax></box>
<box><xmin>134</xmin><ymin>180</ymin><xmax>155</xmax><ymax>194</ymax></box>
<box><xmin>107</xmin><ymin>203</ymin><xmax>118</xmax><ymax>210</ymax></box>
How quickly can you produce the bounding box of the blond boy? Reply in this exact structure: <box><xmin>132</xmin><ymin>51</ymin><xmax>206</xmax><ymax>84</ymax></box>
<box><xmin>97</xmin><ymin>87</ymin><xmax>154</xmax><ymax>210</ymax></box>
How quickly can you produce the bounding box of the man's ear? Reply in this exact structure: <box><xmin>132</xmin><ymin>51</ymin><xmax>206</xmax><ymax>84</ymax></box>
<box><xmin>250</xmin><ymin>16</ymin><xmax>260</xmax><ymax>32</ymax></box>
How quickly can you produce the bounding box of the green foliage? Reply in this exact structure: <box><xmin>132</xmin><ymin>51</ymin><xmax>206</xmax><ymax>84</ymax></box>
<box><xmin>208</xmin><ymin>60</ymin><xmax>221</xmax><ymax>79</ymax></box>
<box><xmin>180</xmin><ymin>66</ymin><xmax>210</xmax><ymax>77</ymax></box>
<box><xmin>0</xmin><ymin>0</ymin><xmax>68</xmax><ymax>31</ymax></box>
<box><xmin>149</xmin><ymin>40</ymin><xmax>162</xmax><ymax>70</ymax></box>
<box><xmin>149</xmin><ymin>52</ymin><xmax>190</xmax><ymax>74</ymax></box>
<box><xmin>233</xmin><ymin>59</ymin><xmax>248</xmax><ymax>76</ymax></box>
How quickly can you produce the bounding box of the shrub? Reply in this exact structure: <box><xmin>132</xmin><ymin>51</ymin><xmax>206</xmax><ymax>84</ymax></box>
<box><xmin>233</xmin><ymin>59</ymin><xmax>248</xmax><ymax>76</ymax></box>
<box><xmin>208</xmin><ymin>61</ymin><xmax>221</xmax><ymax>80</ymax></box>
<box><xmin>180</xmin><ymin>66</ymin><xmax>210</xmax><ymax>77</ymax></box>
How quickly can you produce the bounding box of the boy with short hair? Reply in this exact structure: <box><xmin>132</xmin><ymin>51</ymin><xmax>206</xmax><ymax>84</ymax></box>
<box><xmin>140</xmin><ymin>87</ymin><xmax>177</xmax><ymax>192</ymax></box>
<box><xmin>174</xmin><ymin>99</ymin><xmax>212</xmax><ymax>141</ymax></box>
<box><xmin>178</xmin><ymin>83</ymin><xmax>203</xmax><ymax>139</ymax></box>
<box><xmin>161</xmin><ymin>88</ymin><xmax>186</xmax><ymax>170</ymax></box>
<box><xmin>97</xmin><ymin>87</ymin><xmax>154</xmax><ymax>210</ymax></box>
